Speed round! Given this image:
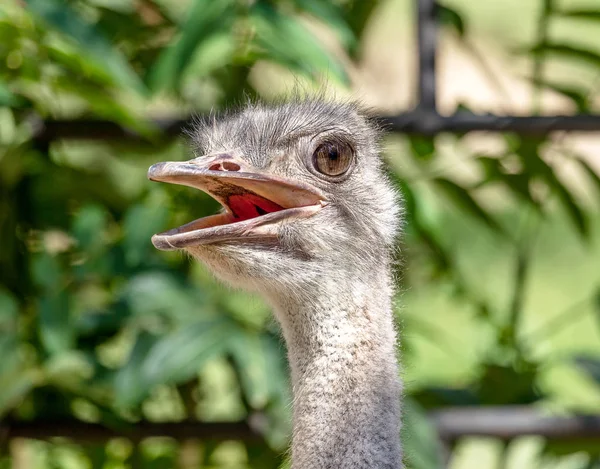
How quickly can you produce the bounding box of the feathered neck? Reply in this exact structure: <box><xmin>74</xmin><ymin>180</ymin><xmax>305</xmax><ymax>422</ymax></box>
<box><xmin>268</xmin><ymin>261</ymin><xmax>403</xmax><ymax>469</ymax></box>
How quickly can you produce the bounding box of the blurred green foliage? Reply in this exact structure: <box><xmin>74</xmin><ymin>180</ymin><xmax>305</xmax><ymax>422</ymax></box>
<box><xmin>1</xmin><ymin>0</ymin><xmax>600</xmax><ymax>468</ymax></box>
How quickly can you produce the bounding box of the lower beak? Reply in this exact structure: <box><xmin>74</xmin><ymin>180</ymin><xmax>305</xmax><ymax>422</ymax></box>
<box><xmin>147</xmin><ymin>154</ymin><xmax>327</xmax><ymax>250</ymax></box>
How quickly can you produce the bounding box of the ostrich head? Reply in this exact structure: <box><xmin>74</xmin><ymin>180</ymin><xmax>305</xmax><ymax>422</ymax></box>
<box><xmin>148</xmin><ymin>99</ymin><xmax>399</xmax><ymax>299</ymax></box>
<box><xmin>149</xmin><ymin>99</ymin><xmax>405</xmax><ymax>469</ymax></box>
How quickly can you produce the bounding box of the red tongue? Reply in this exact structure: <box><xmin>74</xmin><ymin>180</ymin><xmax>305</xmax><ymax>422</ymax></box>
<box><xmin>228</xmin><ymin>194</ymin><xmax>284</xmax><ymax>221</ymax></box>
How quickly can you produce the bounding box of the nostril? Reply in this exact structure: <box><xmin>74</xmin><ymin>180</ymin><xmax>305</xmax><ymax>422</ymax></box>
<box><xmin>209</xmin><ymin>163</ymin><xmax>222</xmax><ymax>171</ymax></box>
<box><xmin>222</xmin><ymin>162</ymin><xmax>241</xmax><ymax>171</ymax></box>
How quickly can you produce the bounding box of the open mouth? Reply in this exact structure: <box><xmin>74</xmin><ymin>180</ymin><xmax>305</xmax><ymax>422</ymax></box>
<box><xmin>148</xmin><ymin>156</ymin><xmax>326</xmax><ymax>251</ymax></box>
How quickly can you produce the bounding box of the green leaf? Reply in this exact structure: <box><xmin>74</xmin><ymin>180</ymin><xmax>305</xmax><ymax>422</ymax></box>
<box><xmin>125</xmin><ymin>271</ymin><xmax>212</xmax><ymax>320</ymax></box>
<box><xmin>140</xmin><ymin>317</ymin><xmax>234</xmax><ymax>387</ymax></box>
<box><xmin>543</xmin><ymin>438</ymin><xmax>600</xmax><ymax>457</ymax></box>
<box><xmin>409</xmin><ymin>135</ymin><xmax>436</xmax><ymax>160</ymax></box>
<box><xmin>575</xmin><ymin>356</ymin><xmax>600</xmax><ymax>383</ymax></box>
<box><xmin>390</xmin><ymin>175</ymin><xmax>453</xmax><ymax>273</ymax></box>
<box><xmin>122</xmin><ymin>203</ymin><xmax>168</xmax><ymax>268</ymax></box>
<box><xmin>344</xmin><ymin>0</ymin><xmax>380</xmax><ymax>43</ymax></box>
<box><xmin>528</xmin><ymin>42</ymin><xmax>600</xmax><ymax>70</ymax></box>
<box><xmin>557</xmin><ymin>8</ymin><xmax>600</xmax><ymax>23</ymax></box>
<box><xmin>228</xmin><ymin>330</ymin><xmax>272</xmax><ymax>409</ymax></box>
<box><xmin>514</xmin><ymin>138</ymin><xmax>589</xmax><ymax>238</ymax></box>
<box><xmin>31</xmin><ymin>252</ymin><xmax>62</xmax><ymax>292</ymax></box>
<box><xmin>26</xmin><ymin>0</ymin><xmax>145</xmax><ymax>93</ymax></box>
<box><xmin>476</xmin><ymin>156</ymin><xmax>541</xmax><ymax>211</ymax></box>
<box><xmin>44</xmin><ymin>350</ymin><xmax>94</xmax><ymax>387</ymax></box>
<box><xmin>477</xmin><ymin>361</ymin><xmax>541</xmax><ymax>404</ymax></box>
<box><xmin>0</xmin><ymin>288</ymin><xmax>18</xmax><ymax>330</ymax></box>
<box><xmin>295</xmin><ymin>0</ymin><xmax>356</xmax><ymax>49</ymax></box>
<box><xmin>258</xmin><ymin>334</ymin><xmax>290</xmax><ymax>405</ymax></box>
<box><xmin>114</xmin><ymin>330</ymin><xmax>159</xmax><ymax>407</ymax></box>
<box><xmin>0</xmin><ymin>368</ymin><xmax>39</xmax><ymax>416</ymax></box>
<box><xmin>0</xmin><ymin>334</ymin><xmax>20</xmax><ymax>376</ymax></box>
<box><xmin>411</xmin><ymin>386</ymin><xmax>479</xmax><ymax>408</ymax></box>
<box><xmin>402</xmin><ymin>398</ymin><xmax>443</xmax><ymax>469</ymax></box>
<box><xmin>0</xmin><ymin>81</ymin><xmax>25</xmax><ymax>107</ymax></box>
<box><xmin>437</xmin><ymin>4</ymin><xmax>466</xmax><ymax>37</ymax></box>
<box><xmin>528</xmin><ymin>78</ymin><xmax>589</xmax><ymax>112</ymax></box>
<box><xmin>52</xmin><ymin>75</ymin><xmax>152</xmax><ymax>134</ymax></box>
<box><xmin>432</xmin><ymin>177</ymin><xmax>505</xmax><ymax>234</ymax></box>
<box><xmin>71</xmin><ymin>204</ymin><xmax>109</xmax><ymax>253</ymax></box>
<box><xmin>38</xmin><ymin>290</ymin><xmax>74</xmax><ymax>355</ymax></box>
<box><xmin>147</xmin><ymin>0</ymin><xmax>236</xmax><ymax>92</ymax></box>
<box><xmin>576</xmin><ymin>158</ymin><xmax>600</xmax><ymax>198</ymax></box>
<box><xmin>251</xmin><ymin>3</ymin><xmax>348</xmax><ymax>84</ymax></box>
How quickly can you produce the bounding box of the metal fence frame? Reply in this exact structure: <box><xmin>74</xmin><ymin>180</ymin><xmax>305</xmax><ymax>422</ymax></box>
<box><xmin>5</xmin><ymin>0</ymin><xmax>600</xmax><ymax>458</ymax></box>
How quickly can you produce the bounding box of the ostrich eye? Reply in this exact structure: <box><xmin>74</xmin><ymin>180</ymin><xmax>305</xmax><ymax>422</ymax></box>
<box><xmin>312</xmin><ymin>142</ymin><xmax>353</xmax><ymax>177</ymax></box>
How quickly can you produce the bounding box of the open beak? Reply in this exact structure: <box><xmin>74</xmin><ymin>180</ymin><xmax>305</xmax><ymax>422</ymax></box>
<box><xmin>148</xmin><ymin>153</ymin><xmax>327</xmax><ymax>250</ymax></box>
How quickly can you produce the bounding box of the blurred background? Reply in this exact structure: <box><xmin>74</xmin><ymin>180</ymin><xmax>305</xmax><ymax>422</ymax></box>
<box><xmin>1</xmin><ymin>0</ymin><xmax>600</xmax><ymax>467</ymax></box>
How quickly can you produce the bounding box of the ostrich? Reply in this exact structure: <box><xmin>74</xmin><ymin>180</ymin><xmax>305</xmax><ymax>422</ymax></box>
<box><xmin>148</xmin><ymin>98</ymin><xmax>403</xmax><ymax>469</ymax></box>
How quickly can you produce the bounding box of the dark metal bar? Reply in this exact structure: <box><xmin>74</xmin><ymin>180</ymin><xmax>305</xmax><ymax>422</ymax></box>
<box><xmin>381</xmin><ymin>112</ymin><xmax>600</xmax><ymax>134</ymax></box>
<box><xmin>3</xmin><ymin>407</ymin><xmax>600</xmax><ymax>443</ymax></box>
<box><xmin>32</xmin><ymin>117</ymin><xmax>188</xmax><ymax>144</ymax></box>
<box><xmin>0</xmin><ymin>420</ymin><xmax>261</xmax><ymax>443</ymax></box>
<box><xmin>416</xmin><ymin>0</ymin><xmax>438</xmax><ymax>111</ymax></box>
<box><xmin>31</xmin><ymin>112</ymin><xmax>600</xmax><ymax>144</ymax></box>
<box><xmin>430</xmin><ymin>406</ymin><xmax>600</xmax><ymax>443</ymax></box>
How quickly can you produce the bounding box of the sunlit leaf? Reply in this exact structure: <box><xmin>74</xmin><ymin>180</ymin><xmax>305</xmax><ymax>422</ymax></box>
<box><xmin>251</xmin><ymin>3</ymin><xmax>348</xmax><ymax>84</ymax></box>
<box><xmin>26</xmin><ymin>0</ymin><xmax>145</xmax><ymax>93</ymax></box>
<box><xmin>147</xmin><ymin>0</ymin><xmax>236</xmax><ymax>92</ymax></box>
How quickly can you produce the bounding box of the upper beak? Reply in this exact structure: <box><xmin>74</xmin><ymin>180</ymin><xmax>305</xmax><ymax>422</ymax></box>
<box><xmin>147</xmin><ymin>153</ymin><xmax>327</xmax><ymax>250</ymax></box>
<box><xmin>148</xmin><ymin>154</ymin><xmax>325</xmax><ymax>209</ymax></box>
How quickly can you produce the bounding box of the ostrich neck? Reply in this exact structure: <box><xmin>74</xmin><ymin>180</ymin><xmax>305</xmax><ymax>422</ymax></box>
<box><xmin>270</xmin><ymin>264</ymin><xmax>403</xmax><ymax>469</ymax></box>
